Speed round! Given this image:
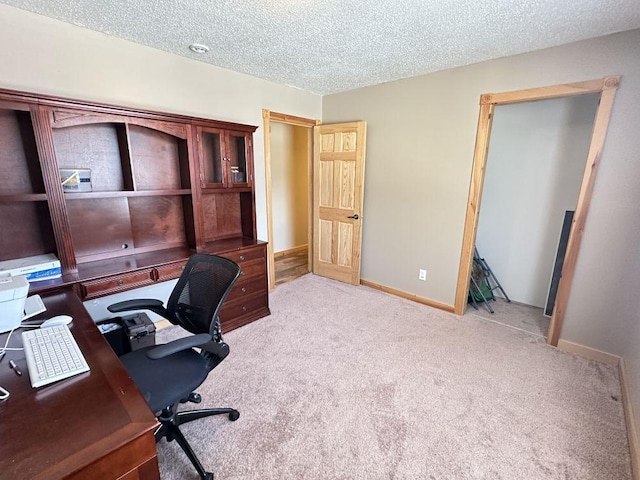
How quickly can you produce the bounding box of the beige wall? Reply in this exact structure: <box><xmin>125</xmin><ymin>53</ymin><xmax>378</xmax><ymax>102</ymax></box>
<box><xmin>270</xmin><ymin>123</ymin><xmax>310</xmax><ymax>252</ymax></box>
<box><xmin>324</xmin><ymin>29</ymin><xmax>640</xmax><ymax>435</ymax></box>
<box><xmin>0</xmin><ymin>4</ymin><xmax>322</xmax><ymax>244</ymax></box>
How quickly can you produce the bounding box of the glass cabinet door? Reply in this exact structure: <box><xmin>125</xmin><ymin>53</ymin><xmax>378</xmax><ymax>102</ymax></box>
<box><xmin>200</xmin><ymin>129</ymin><xmax>224</xmax><ymax>187</ymax></box>
<box><xmin>228</xmin><ymin>131</ymin><xmax>249</xmax><ymax>186</ymax></box>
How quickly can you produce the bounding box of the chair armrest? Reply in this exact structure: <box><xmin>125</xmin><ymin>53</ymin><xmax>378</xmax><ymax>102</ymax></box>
<box><xmin>146</xmin><ymin>333</ymin><xmax>212</xmax><ymax>359</ymax></box>
<box><xmin>200</xmin><ymin>341</ymin><xmax>230</xmax><ymax>359</ymax></box>
<box><xmin>107</xmin><ymin>299</ymin><xmax>168</xmax><ymax>317</ymax></box>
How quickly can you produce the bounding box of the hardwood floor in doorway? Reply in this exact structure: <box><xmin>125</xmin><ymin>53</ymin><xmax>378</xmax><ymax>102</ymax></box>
<box><xmin>275</xmin><ymin>247</ymin><xmax>309</xmax><ymax>286</ymax></box>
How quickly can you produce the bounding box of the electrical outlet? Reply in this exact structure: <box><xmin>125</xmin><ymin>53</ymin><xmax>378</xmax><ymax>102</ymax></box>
<box><xmin>419</xmin><ymin>269</ymin><xmax>427</xmax><ymax>281</ymax></box>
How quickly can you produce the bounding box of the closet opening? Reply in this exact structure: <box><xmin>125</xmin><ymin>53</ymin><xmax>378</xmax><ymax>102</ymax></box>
<box><xmin>455</xmin><ymin>77</ymin><xmax>620</xmax><ymax>346</ymax></box>
<box><xmin>465</xmin><ymin>94</ymin><xmax>600</xmax><ymax>338</ymax></box>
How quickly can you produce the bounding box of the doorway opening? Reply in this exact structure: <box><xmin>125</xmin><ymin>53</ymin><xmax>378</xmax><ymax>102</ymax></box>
<box><xmin>465</xmin><ymin>94</ymin><xmax>600</xmax><ymax>338</ymax></box>
<box><xmin>455</xmin><ymin>77</ymin><xmax>620</xmax><ymax>346</ymax></box>
<box><xmin>262</xmin><ymin>110</ymin><xmax>318</xmax><ymax>288</ymax></box>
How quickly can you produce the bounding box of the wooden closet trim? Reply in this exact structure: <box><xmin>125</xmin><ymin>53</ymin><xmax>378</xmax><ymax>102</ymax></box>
<box><xmin>454</xmin><ymin>76</ymin><xmax>620</xmax><ymax>346</ymax></box>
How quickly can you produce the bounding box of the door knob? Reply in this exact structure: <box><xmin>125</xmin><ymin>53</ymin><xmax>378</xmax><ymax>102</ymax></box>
<box><xmin>347</xmin><ymin>214</ymin><xmax>359</xmax><ymax>220</ymax></box>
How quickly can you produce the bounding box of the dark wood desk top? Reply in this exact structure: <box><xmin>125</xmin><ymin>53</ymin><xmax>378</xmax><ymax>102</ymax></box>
<box><xmin>0</xmin><ymin>289</ymin><xmax>159</xmax><ymax>479</ymax></box>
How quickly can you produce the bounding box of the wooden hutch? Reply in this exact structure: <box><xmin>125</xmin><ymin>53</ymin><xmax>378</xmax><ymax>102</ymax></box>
<box><xmin>0</xmin><ymin>88</ymin><xmax>269</xmax><ymax>332</ymax></box>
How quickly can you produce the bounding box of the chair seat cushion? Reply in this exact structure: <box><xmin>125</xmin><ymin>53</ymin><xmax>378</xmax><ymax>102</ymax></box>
<box><xmin>120</xmin><ymin>346</ymin><xmax>210</xmax><ymax>414</ymax></box>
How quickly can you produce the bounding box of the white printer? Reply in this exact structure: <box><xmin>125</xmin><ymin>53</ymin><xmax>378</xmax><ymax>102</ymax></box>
<box><xmin>0</xmin><ymin>274</ymin><xmax>29</xmax><ymax>333</ymax></box>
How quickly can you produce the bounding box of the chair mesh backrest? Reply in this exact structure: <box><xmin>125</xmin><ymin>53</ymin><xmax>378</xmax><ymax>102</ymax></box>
<box><xmin>166</xmin><ymin>254</ymin><xmax>241</xmax><ymax>335</ymax></box>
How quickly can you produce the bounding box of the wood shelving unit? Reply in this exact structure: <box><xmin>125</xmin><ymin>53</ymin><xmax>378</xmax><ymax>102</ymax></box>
<box><xmin>0</xmin><ymin>88</ymin><xmax>269</xmax><ymax>332</ymax></box>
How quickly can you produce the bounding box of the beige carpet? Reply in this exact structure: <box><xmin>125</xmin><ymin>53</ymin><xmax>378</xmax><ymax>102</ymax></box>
<box><xmin>156</xmin><ymin>274</ymin><xmax>631</xmax><ymax>480</ymax></box>
<box><xmin>464</xmin><ymin>299</ymin><xmax>551</xmax><ymax>337</ymax></box>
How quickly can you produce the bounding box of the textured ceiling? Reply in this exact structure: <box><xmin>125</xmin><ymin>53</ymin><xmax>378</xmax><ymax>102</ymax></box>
<box><xmin>2</xmin><ymin>0</ymin><xmax>640</xmax><ymax>95</ymax></box>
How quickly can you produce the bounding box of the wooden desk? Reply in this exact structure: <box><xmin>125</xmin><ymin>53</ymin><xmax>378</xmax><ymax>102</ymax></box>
<box><xmin>0</xmin><ymin>290</ymin><xmax>160</xmax><ymax>479</ymax></box>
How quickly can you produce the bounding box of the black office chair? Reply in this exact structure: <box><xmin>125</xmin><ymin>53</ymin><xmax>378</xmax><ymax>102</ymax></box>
<box><xmin>107</xmin><ymin>254</ymin><xmax>242</xmax><ymax>480</ymax></box>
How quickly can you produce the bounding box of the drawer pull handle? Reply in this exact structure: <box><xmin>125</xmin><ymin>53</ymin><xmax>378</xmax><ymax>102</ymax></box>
<box><xmin>242</xmin><ymin>306</ymin><xmax>247</xmax><ymax>311</ymax></box>
<box><xmin>240</xmin><ymin>270</ymin><xmax>244</xmax><ymax>276</ymax></box>
<box><xmin>239</xmin><ymin>255</ymin><xmax>245</xmax><ymax>261</ymax></box>
<box><xmin>117</xmin><ymin>280</ymin><xmax>124</xmax><ymax>286</ymax></box>
<box><xmin>241</xmin><ymin>287</ymin><xmax>246</xmax><ymax>293</ymax></box>
<box><xmin>121</xmin><ymin>243</ymin><xmax>129</xmax><ymax>249</ymax></box>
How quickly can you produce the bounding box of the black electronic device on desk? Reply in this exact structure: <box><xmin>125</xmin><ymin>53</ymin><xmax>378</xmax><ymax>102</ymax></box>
<box><xmin>98</xmin><ymin>312</ymin><xmax>156</xmax><ymax>356</ymax></box>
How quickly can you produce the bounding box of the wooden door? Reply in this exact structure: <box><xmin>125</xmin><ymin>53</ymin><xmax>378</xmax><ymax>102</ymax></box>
<box><xmin>312</xmin><ymin>121</ymin><xmax>367</xmax><ymax>285</ymax></box>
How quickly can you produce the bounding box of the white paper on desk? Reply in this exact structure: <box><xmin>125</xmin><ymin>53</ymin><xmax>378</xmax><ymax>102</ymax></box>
<box><xmin>23</xmin><ymin>295</ymin><xmax>46</xmax><ymax>320</ymax></box>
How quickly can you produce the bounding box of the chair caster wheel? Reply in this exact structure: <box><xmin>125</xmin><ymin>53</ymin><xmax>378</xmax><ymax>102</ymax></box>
<box><xmin>180</xmin><ymin>392</ymin><xmax>202</xmax><ymax>404</ymax></box>
<box><xmin>229</xmin><ymin>410</ymin><xmax>240</xmax><ymax>421</ymax></box>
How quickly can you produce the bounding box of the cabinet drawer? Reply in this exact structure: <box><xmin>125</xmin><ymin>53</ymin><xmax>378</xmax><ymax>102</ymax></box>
<box><xmin>238</xmin><ymin>259</ymin><xmax>266</xmax><ymax>278</ymax></box>
<box><xmin>219</xmin><ymin>291</ymin><xmax>268</xmax><ymax>323</ymax></box>
<box><xmin>155</xmin><ymin>262</ymin><xmax>186</xmax><ymax>282</ymax></box>
<box><xmin>80</xmin><ymin>269</ymin><xmax>154</xmax><ymax>299</ymax></box>
<box><xmin>226</xmin><ymin>275</ymin><xmax>267</xmax><ymax>303</ymax></box>
<box><xmin>221</xmin><ymin>245</ymin><xmax>265</xmax><ymax>265</ymax></box>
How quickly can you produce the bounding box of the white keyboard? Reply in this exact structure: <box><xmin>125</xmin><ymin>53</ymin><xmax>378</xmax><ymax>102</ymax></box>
<box><xmin>21</xmin><ymin>324</ymin><xmax>90</xmax><ymax>388</ymax></box>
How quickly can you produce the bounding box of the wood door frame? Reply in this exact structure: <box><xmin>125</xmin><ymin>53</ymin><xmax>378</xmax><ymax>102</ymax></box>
<box><xmin>454</xmin><ymin>76</ymin><xmax>620</xmax><ymax>346</ymax></box>
<box><xmin>262</xmin><ymin>110</ymin><xmax>320</xmax><ymax>289</ymax></box>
